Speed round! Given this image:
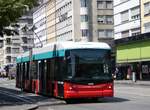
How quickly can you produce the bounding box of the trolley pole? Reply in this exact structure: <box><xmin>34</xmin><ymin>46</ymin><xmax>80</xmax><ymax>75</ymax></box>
<box><xmin>22</xmin><ymin>24</ymin><xmax>43</xmax><ymax>92</ymax></box>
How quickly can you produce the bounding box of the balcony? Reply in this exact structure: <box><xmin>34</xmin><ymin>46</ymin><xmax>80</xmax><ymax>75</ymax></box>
<box><xmin>5</xmin><ymin>51</ymin><xmax>11</xmax><ymax>57</ymax></box>
<box><xmin>21</xmin><ymin>43</ymin><xmax>33</xmax><ymax>48</ymax></box>
<box><xmin>5</xmin><ymin>42</ymin><xmax>12</xmax><ymax>45</ymax></box>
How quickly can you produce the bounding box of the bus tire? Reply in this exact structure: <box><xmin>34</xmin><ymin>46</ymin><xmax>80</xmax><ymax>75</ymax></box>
<box><xmin>65</xmin><ymin>99</ymin><xmax>75</xmax><ymax>104</ymax></box>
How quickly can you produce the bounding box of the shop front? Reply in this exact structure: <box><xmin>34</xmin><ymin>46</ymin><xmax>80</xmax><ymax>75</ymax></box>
<box><xmin>115</xmin><ymin>32</ymin><xmax>150</xmax><ymax>80</ymax></box>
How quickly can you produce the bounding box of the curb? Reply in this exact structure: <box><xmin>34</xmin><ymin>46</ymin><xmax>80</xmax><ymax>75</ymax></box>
<box><xmin>114</xmin><ymin>81</ymin><xmax>150</xmax><ymax>86</ymax></box>
<box><xmin>0</xmin><ymin>104</ymin><xmax>39</xmax><ymax>110</ymax></box>
<box><xmin>25</xmin><ymin>104</ymin><xmax>39</xmax><ymax>110</ymax></box>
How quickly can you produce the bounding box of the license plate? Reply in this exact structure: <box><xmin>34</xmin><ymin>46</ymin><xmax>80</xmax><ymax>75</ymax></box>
<box><xmin>88</xmin><ymin>83</ymin><xmax>94</xmax><ymax>85</ymax></box>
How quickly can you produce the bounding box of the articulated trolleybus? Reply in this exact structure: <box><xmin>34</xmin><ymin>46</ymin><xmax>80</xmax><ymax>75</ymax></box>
<box><xmin>16</xmin><ymin>42</ymin><xmax>113</xmax><ymax>101</ymax></box>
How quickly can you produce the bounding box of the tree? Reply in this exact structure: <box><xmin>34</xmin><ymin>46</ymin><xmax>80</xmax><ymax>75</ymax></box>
<box><xmin>0</xmin><ymin>0</ymin><xmax>38</xmax><ymax>37</ymax></box>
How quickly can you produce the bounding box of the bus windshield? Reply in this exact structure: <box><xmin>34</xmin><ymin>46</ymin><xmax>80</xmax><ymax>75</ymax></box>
<box><xmin>66</xmin><ymin>49</ymin><xmax>112</xmax><ymax>83</ymax></box>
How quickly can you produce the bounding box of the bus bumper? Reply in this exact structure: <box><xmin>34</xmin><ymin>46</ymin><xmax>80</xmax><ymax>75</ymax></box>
<box><xmin>64</xmin><ymin>83</ymin><xmax>114</xmax><ymax>99</ymax></box>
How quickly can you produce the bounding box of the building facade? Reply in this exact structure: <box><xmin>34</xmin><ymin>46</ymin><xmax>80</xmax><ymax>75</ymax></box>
<box><xmin>46</xmin><ymin>0</ymin><xmax>56</xmax><ymax>42</ymax></box>
<box><xmin>114</xmin><ymin>0</ymin><xmax>141</xmax><ymax>40</ymax></box>
<box><xmin>141</xmin><ymin>0</ymin><xmax>150</xmax><ymax>33</ymax></box>
<box><xmin>0</xmin><ymin>39</ymin><xmax>4</xmax><ymax>69</ymax></box>
<box><xmin>34</xmin><ymin>0</ymin><xmax>114</xmax><ymax>46</ymax></box>
<box><xmin>3</xmin><ymin>11</ymin><xmax>33</xmax><ymax>66</ymax></box>
<box><xmin>114</xmin><ymin>0</ymin><xmax>150</xmax><ymax>80</ymax></box>
<box><xmin>33</xmin><ymin>3</ymin><xmax>47</xmax><ymax>47</ymax></box>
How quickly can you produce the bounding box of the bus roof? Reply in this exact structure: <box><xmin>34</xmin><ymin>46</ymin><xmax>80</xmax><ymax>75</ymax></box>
<box><xmin>46</xmin><ymin>41</ymin><xmax>111</xmax><ymax>50</ymax></box>
<box><xmin>16</xmin><ymin>42</ymin><xmax>111</xmax><ymax>63</ymax></box>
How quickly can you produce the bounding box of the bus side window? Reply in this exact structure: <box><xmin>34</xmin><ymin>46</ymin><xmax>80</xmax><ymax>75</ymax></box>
<box><xmin>56</xmin><ymin>57</ymin><xmax>61</xmax><ymax>81</ymax></box>
<box><xmin>27</xmin><ymin>62</ymin><xmax>29</xmax><ymax>80</ymax></box>
<box><xmin>51</xmin><ymin>59</ymin><xmax>55</xmax><ymax>81</ymax></box>
<box><xmin>47</xmin><ymin>59</ymin><xmax>51</xmax><ymax>80</ymax></box>
<box><xmin>54</xmin><ymin>57</ymin><xmax>59</xmax><ymax>80</ymax></box>
<box><xmin>30</xmin><ymin>61</ymin><xmax>37</xmax><ymax>80</ymax></box>
<box><xmin>40</xmin><ymin>60</ymin><xmax>45</xmax><ymax>81</ymax></box>
<box><xmin>59</xmin><ymin>57</ymin><xmax>66</xmax><ymax>80</ymax></box>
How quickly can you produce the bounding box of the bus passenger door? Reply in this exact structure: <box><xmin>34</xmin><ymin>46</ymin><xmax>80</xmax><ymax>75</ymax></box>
<box><xmin>47</xmin><ymin>59</ymin><xmax>53</xmax><ymax>96</ymax></box>
<box><xmin>42</xmin><ymin>60</ymin><xmax>47</xmax><ymax>94</ymax></box>
<box><xmin>22</xmin><ymin>63</ymin><xmax>25</xmax><ymax>90</ymax></box>
<box><xmin>20</xmin><ymin>63</ymin><xmax>25</xmax><ymax>90</ymax></box>
<box><xmin>38</xmin><ymin>60</ymin><xmax>47</xmax><ymax>94</ymax></box>
<box><xmin>56</xmin><ymin>58</ymin><xmax>64</xmax><ymax>98</ymax></box>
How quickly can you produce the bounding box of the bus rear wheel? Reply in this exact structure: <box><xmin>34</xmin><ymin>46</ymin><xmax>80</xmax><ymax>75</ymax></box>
<box><xmin>65</xmin><ymin>99</ymin><xmax>76</xmax><ymax>104</ymax></box>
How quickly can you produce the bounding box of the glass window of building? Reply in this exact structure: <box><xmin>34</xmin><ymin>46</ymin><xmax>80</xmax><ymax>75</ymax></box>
<box><xmin>121</xmin><ymin>30</ymin><xmax>129</xmax><ymax>38</ymax></box>
<box><xmin>81</xmin><ymin>0</ymin><xmax>88</xmax><ymax>7</ymax></box>
<box><xmin>144</xmin><ymin>2</ymin><xmax>150</xmax><ymax>16</ymax></box>
<box><xmin>120</xmin><ymin>0</ymin><xmax>128</xmax><ymax>3</ymax></box>
<box><xmin>106</xmin><ymin>1</ymin><xmax>113</xmax><ymax>9</ymax></box>
<box><xmin>144</xmin><ymin>22</ymin><xmax>150</xmax><ymax>33</ymax></box>
<box><xmin>106</xmin><ymin>30</ymin><xmax>113</xmax><ymax>37</ymax></box>
<box><xmin>131</xmin><ymin>28</ymin><xmax>141</xmax><ymax>36</ymax></box>
<box><xmin>98</xmin><ymin>30</ymin><xmax>113</xmax><ymax>38</ymax></box>
<box><xmin>98</xmin><ymin>30</ymin><xmax>105</xmax><ymax>38</ymax></box>
<box><xmin>12</xmin><ymin>48</ymin><xmax>20</xmax><ymax>53</ymax></box>
<box><xmin>98</xmin><ymin>15</ymin><xmax>113</xmax><ymax>24</ymax></box>
<box><xmin>106</xmin><ymin>15</ymin><xmax>113</xmax><ymax>24</ymax></box>
<box><xmin>97</xmin><ymin>15</ymin><xmax>105</xmax><ymax>23</ymax></box>
<box><xmin>6</xmin><ymin>38</ymin><xmax>11</xmax><ymax>45</ymax></box>
<box><xmin>6</xmin><ymin>56</ymin><xmax>11</xmax><ymax>63</ymax></box>
<box><xmin>81</xmin><ymin>15</ymin><xmax>88</xmax><ymax>22</ymax></box>
<box><xmin>97</xmin><ymin>1</ymin><xmax>105</xmax><ymax>9</ymax></box>
<box><xmin>6</xmin><ymin>47</ymin><xmax>11</xmax><ymax>54</ymax></box>
<box><xmin>81</xmin><ymin>29</ymin><xmax>89</xmax><ymax>37</ymax></box>
<box><xmin>131</xmin><ymin>6</ymin><xmax>140</xmax><ymax>20</ymax></box>
<box><xmin>121</xmin><ymin>10</ymin><xmax>129</xmax><ymax>23</ymax></box>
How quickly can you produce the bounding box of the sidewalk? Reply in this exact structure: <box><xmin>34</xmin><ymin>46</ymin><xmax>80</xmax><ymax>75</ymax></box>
<box><xmin>114</xmin><ymin>80</ymin><xmax>150</xmax><ymax>86</ymax></box>
<box><xmin>0</xmin><ymin>78</ymin><xmax>8</xmax><ymax>82</ymax></box>
<box><xmin>0</xmin><ymin>104</ymin><xmax>38</xmax><ymax>110</ymax></box>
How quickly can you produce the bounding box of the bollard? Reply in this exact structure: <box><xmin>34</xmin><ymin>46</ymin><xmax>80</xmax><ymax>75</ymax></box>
<box><xmin>132</xmin><ymin>72</ymin><xmax>136</xmax><ymax>82</ymax></box>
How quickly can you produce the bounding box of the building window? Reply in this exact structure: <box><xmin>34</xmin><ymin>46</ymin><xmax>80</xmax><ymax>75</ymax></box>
<box><xmin>98</xmin><ymin>30</ymin><xmax>105</xmax><ymax>37</ymax></box>
<box><xmin>97</xmin><ymin>15</ymin><xmax>113</xmax><ymax>24</ymax></box>
<box><xmin>106</xmin><ymin>15</ymin><xmax>113</xmax><ymax>24</ymax></box>
<box><xmin>131</xmin><ymin>28</ymin><xmax>141</xmax><ymax>36</ymax></box>
<box><xmin>12</xmin><ymin>57</ymin><xmax>16</xmax><ymax>63</ymax></box>
<box><xmin>121</xmin><ymin>11</ymin><xmax>129</xmax><ymax>23</ymax></box>
<box><xmin>97</xmin><ymin>15</ymin><xmax>105</xmax><ymax>23</ymax></box>
<box><xmin>121</xmin><ymin>30</ymin><xmax>129</xmax><ymax>38</ymax></box>
<box><xmin>81</xmin><ymin>0</ymin><xmax>88</xmax><ymax>7</ymax></box>
<box><xmin>97</xmin><ymin>0</ymin><xmax>113</xmax><ymax>9</ymax></box>
<box><xmin>106</xmin><ymin>30</ymin><xmax>113</xmax><ymax>38</ymax></box>
<box><xmin>106</xmin><ymin>1</ymin><xmax>113</xmax><ymax>9</ymax></box>
<box><xmin>6</xmin><ymin>47</ymin><xmax>11</xmax><ymax>54</ymax></box>
<box><xmin>12</xmin><ymin>48</ymin><xmax>20</xmax><ymax>54</ymax></box>
<box><xmin>131</xmin><ymin>6</ymin><xmax>140</xmax><ymax>20</ymax></box>
<box><xmin>144</xmin><ymin>22</ymin><xmax>150</xmax><ymax>33</ymax></box>
<box><xmin>22</xmin><ymin>37</ymin><xmax>28</xmax><ymax>44</ymax></box>
<box><xmin>81</xmin><ymin>29</ymin><xmax>89</xmax><ymax>37</ymax></box>
<box><xmin>81</xmin><ymin>15</ymin><xmax>88</xmax><ymax>22</ymax></box>
<box><xmin>97</xmin><ymin>1</ymin><xmax>105</xmax><ymax>9</ymax></box>
<box><xmin>98</xmin><ymin>29</ymin><xmax>113</xmax><ymax>38</ymax></box>
<box><xmin>144</xmin><ymin>2</ymin><xmax>150</xmax><ymax>16</ymax></box>
<box><xmin>120</xmin><ymin>0</ymin><xmax>128</xmax><ymax>3</ymax></box>
<box><xmin>6</xmin><ymin>56</ymin><xmax>11</xmax><ymax>63</ymax></box>
<box><xmin>6</xmin><ymin>38</ymin><xmax>11</xmax><ymax>45</ymax></box>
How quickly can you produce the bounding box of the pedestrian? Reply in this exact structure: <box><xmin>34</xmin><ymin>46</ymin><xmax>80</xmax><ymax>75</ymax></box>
<box><xmin>127</xmin><ymin>66</ymin><xmax>131</xmax><ymax>80</ymax></box>
<box><xmin>115</xmin><ymin>67</ymin><xmax>119</xmax><ymax>79</ymax></box>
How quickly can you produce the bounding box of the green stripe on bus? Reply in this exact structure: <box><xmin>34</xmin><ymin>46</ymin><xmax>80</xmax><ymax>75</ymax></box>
<box><xmin>16</xmin><ymin>50</ymin><xmax>65</xmax><ymax>63</ymax></box>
